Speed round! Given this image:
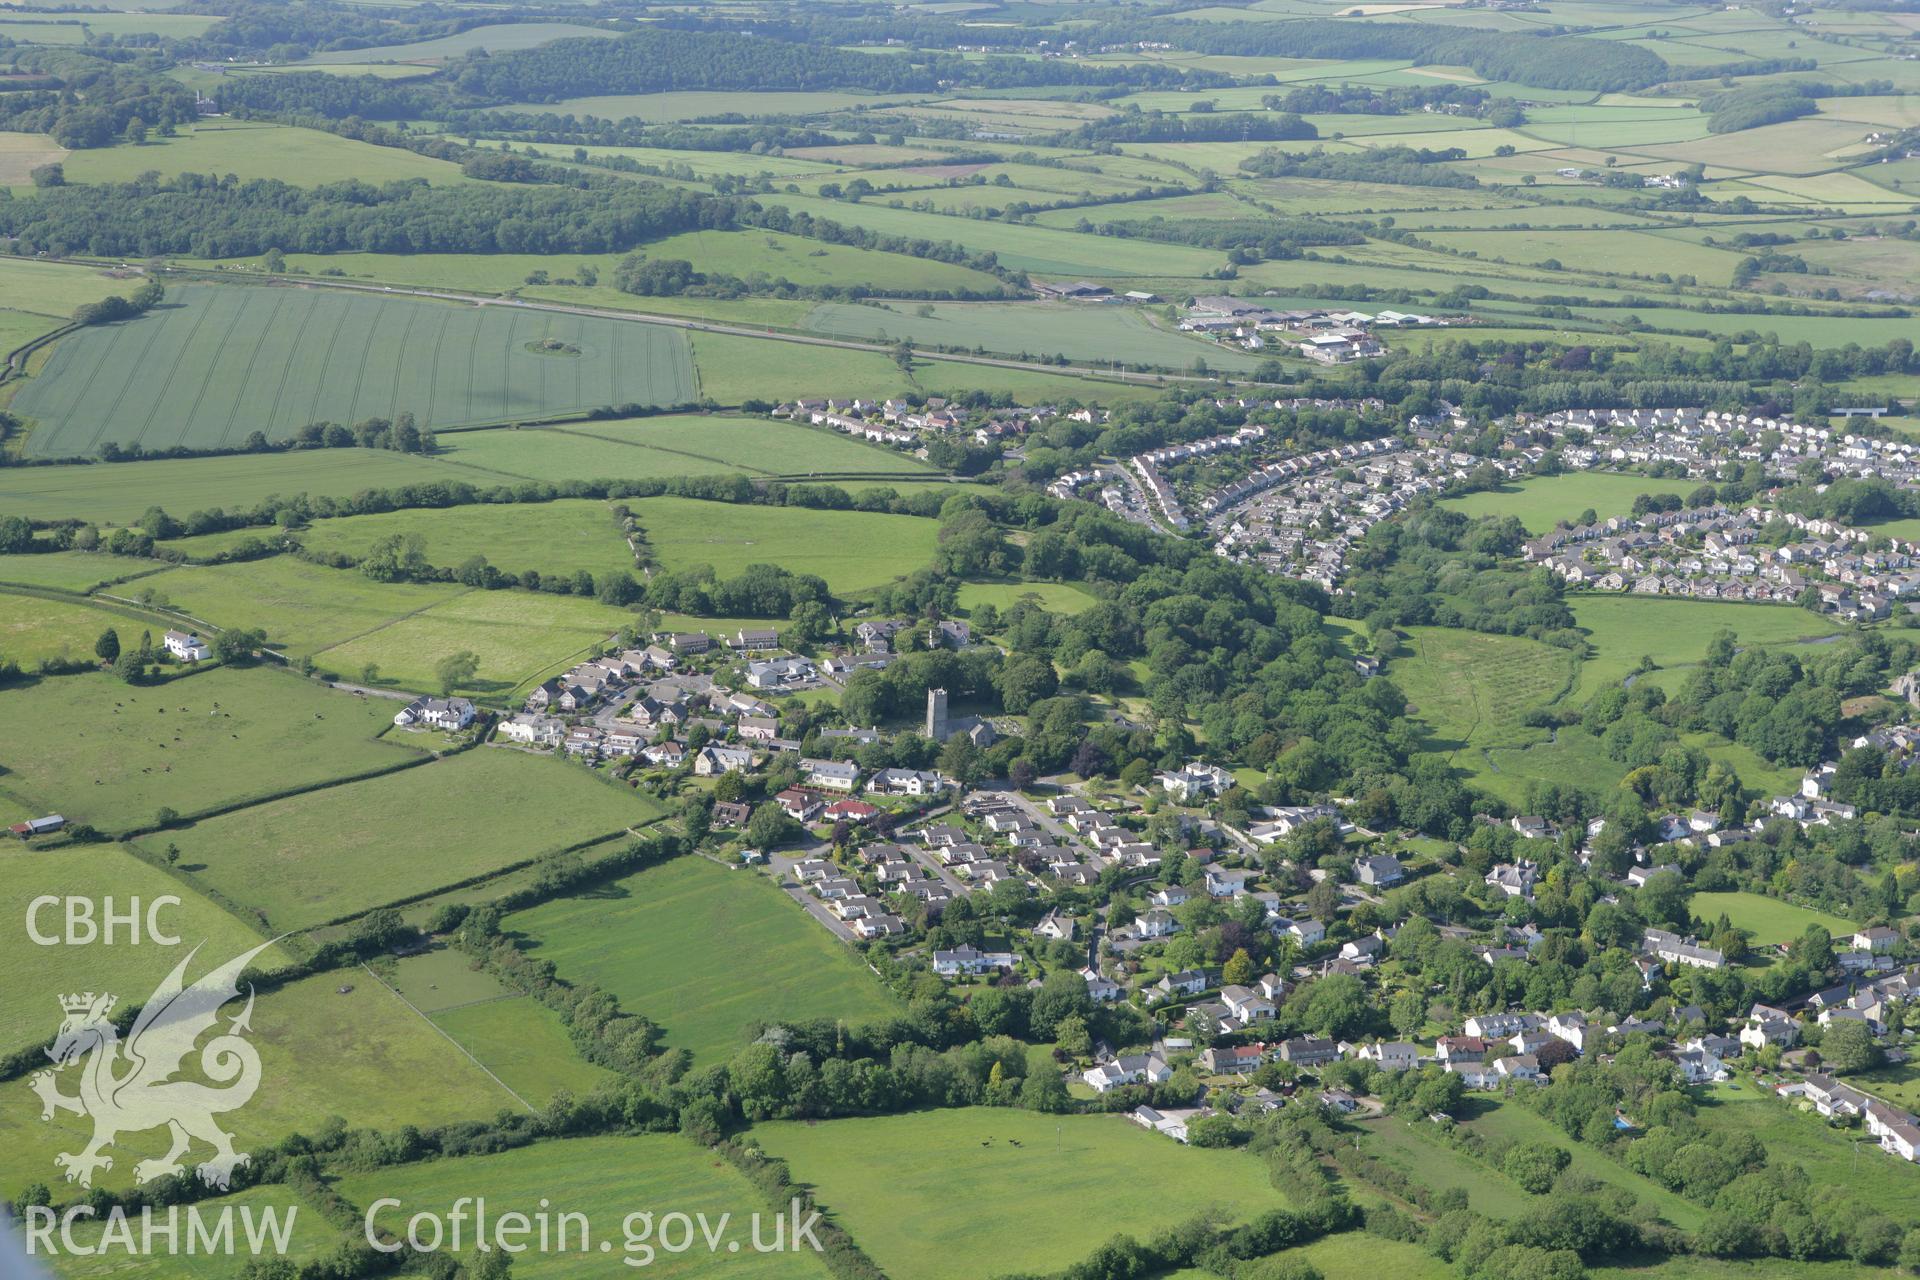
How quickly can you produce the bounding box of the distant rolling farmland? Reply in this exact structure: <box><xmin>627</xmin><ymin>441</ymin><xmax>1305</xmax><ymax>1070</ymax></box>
<box><xmin>13</xmin><ymin>284</ymin><xmax>698</xmax><ymax>458</ymax></box>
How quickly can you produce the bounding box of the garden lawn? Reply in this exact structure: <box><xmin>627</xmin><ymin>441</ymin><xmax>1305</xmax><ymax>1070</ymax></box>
<box><xmin>1691</xmin><ymin>891</ymin><xmax>1857</xmax><ymax>946</ymax></box>
<box><xmin>0</xmin><ymin>843</ymin><xmax>293</xmax><ymax>1056</ymax></box>
<box><xmin>142</xmin><ymin>748</ymin><xmax>662</xmax><ymax>933</ymax></box>
<box><xmin>1570</xmin><ymin>597</ymin><xmax>1844</xmax><ymax>698</ymax></box>
<box><xmin>635</xmin><ymin>496</ymin><xmax>941</xmax><ymax>596</ymax></box>
<box><xmin>336</xmin><ymin>1135</ymin><xmax>831</xmax><ymax>1279</ymax></box>
<box><xmin>508</xmin><ymin>855</ymin><xmax>899</xmax><ymax>1066</ymax></box>
<box><xmin>0</xmin><ymin>970</ymin><xmax>521</xmax><ymax>1195</ymax></box>
<box><xmin>300</xmin><ymin>499</ymin><xmax>635</xmax><ymax>582</ymax></box>
<box><xmin>0</xmin><ymin>666</ymin><xmax>419</xmax><ymax>832</ymax></box>
<box><xmin>1441</xmin><ymin>472</ymin><xmax>1693</xmax><ymax>535</ymax></box>
<box><xmin>752</xmin><ymin>1109</ymin><xmax>1285</xmax><ymax>1280</ymax></box>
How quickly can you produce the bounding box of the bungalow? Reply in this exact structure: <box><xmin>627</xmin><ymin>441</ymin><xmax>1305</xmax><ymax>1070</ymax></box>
<box><xmin>1131</xmin><ymin>1105</ymin><xmax>1199</xmax><ymax>1142</ymax></box>
<box><xmin>1034</xmin><ymin>909</ymin><xmax>1077</xmax><ymax>942</ymax></box>
<box><xmin>1627</xmin><ymin>863</ymin><xmax>1683</xmax><ymax>888</ymax></box>
<box><xmin>1643</xmin><ymin>927</ymin><xmax>1726</xmax><ymax>970</ymax></box>
<box><xmin>931</xmin><ymin>945</ymin><xmax>1017</xmax><ymax>977</ymax></box>
<box><xmin>1319</xmin><ymin>1089</ymin><xmax>1360</xmax><ymax>1113</ymax></box>
<box><xmin>824</xmin><ymin>798</ymin><xmax>880</xmax><ymax>823</ymax></box>
<box><xmin>163</xmin><ymin>630</ymin><xmax>211</xmax><ymax>662</ymax></box>
<box><xmin>1339</xmin><ymin>934</ymin><xmax>1384</xmax><ymax>965</ymax></box>
<box><xmin>775</xmin><ymin>789</ymin><xmax>825</xmax><ymax>822</ymax></box>
<box><xmin>642</xmin><ymin>740</ymin><xmax>687</xmax><ymax>768</ymax></box>
<box><xmin>747</xmin><ymin>657</ymin><xmax>817</xmax><ymax>690</ymax></box>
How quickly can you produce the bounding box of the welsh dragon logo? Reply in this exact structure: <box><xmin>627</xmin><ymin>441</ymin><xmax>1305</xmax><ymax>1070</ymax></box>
<box><xmin>30</xmin><ymin>939</ymin><xmax>278</xmax><ymax>1191</ymax></box>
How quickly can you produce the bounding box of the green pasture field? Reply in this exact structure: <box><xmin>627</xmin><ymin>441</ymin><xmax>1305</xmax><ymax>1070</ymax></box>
<box><xmin>239</xmin><ymin>60</ymin><xmax>439</xmax><ymax>78</ymax></box>
<box><xmin>1690</xmin><ymin>891</ymin><xmax>1857</xmax><ymax>946</ymax></box>
<box><xmin>0</xmin><ymin>9</ymin><xmax>216</xmax><ymax>37</ymax></box>
<box><xmin>1464</xmin><ymin>1097</ymin><xmax>1704</xmax><ymax>1228</ymax></box>
<box><xmin>1555</xmin><ymin>305</ymin><xmax>1920</xmax><ymax>348</ymax></box>
<box><xmin>1478</xmin><ymin>727</ymin><xmax>1628</xmax><ymax>808</ymax></box>
<box><xmin>752</xmin><ymin>1109</ymin><xmax>1285</xmax><ymax>1280</ymax></box>
<box><xmin>1693</xmin><ymin>1087</ymin><xmax>1920</xmax><ymax>1224</ymax></box>
<box><xmin>0</xmin><ymin>590</ymin><xmax>171</xmax><ymax>666</ymax></box>
<box><xmin>1678</xmin><ymin>731</ymin><xmax>1804</xmax><ymax>799</ymax></box>
<box><xmin>48</xmin><ymin>1184</ymin><xmax>344</xmax><ymax>1279</ymax></box>
<box><xmin>12</xmin><ymin>285</ymin><xmax>699</xmax><ymax>457</ymax></box>
<box><xmin>53</xmin><ymin>121</ymin><xmax>468</xmax><ymax>187</ymax></box>
<box><xmin>388</xmin><ymin>949</ymin><xmax>612</xmax><ymax>1102</ymax></box>
<box><xmin>753</xmin><ymin>194</ymin><xmax>1226</xmax><ymax>278</ymax></box>
<box><xmin>518</xmin><ymin>140</ymin><xmax>842</xmax><ymax>180</ymax></box>
<box><xmin>1441</xmin><ymin>471</ymin><xmax>1688</xmax><ymax>534</ymax></box>
<box><xmin>0</xmin><ymin>844</ymin><xmax>292</xmax><ymax>1056</ymax></box>
<box><xmin>0</xmin><ymin>666</ymin><xmax>419</xmax><ymax>832</ymax></box>
<box><xmin>300</xmin><ymin>498</ymin><xmax>635</xmax><ymax>582</ymax></box>
<box><xmin>1620</xmin><ymin>117</ymin><xmax>1880</xmax><ymax>175</ymax></box>
<box><xmin>1569</xmin><ymin>596</ymin><xmax>1845</xmax><ymax>698</ymax></box>
<box><xmin>1237</xmin><ymin>176</ymin><xmax>1521</xmax><ymax>214</ymax></box>
<box><xmin>0</xmin><ymin>970</ymin><xmax>523</xmax><ymax>1194</ymax></box>
<box><xmin>335</xmin><ymin>1135</ymin><xmax>831</xmax><ymax>1279</ymax></box>
<box><xmin>520</xmin><ymin>90</ymin><xmax>930</xmax><ymax>122</ymax></box>
<box><xmin>253</xmin><ymin>231</ymin><xmax>1011</xmax><ymax>310</ymax></box>
<box><xmin>1355</xmin><ymin>1113</ymin><xmax>1534</xmax><ymax>1218</ymax></box>
<box><xmin>307</xmin><ymin>588</ymin><xmax>636</xmax><ymax>696</ymax></box>
<box><xmin>957</xmin><ymin>580</ymin><xmax>1098</xmax><ymax>616</ymax></box>
<box><xmin>143</xmin><ymin>747</ymin><xmax>661</xmax><ymax>933</ymax></box>
<box><xmin>0</xmin><ymin>306</ymin><xmax>60</xmax><ymax>359</ymax></box>
<box><xmin>563</xmin><ymin>414</ymin><xmax>936</xmax><ymax>475</ymax></box>
<box><xmin>0</xmin><ymin>449</ymin><xmax>501</xmax><ymax>524</ymax></box>
<box><xmin>156</xmin><ymin>526</ymin><xmax>293</xmax><ymax>559</ymax></box>
<box><xmin>1232</xmin><ymin>1235</ymin><xmax>1452</xmax><ymax>1280</ymax></box>
<box><xmin>1033</xmin><ymin>191</ymin><xmax>1250</xmax><ymax>226</ymax></box>
<box><xmin>1389</xmin><ymin>625</ymin><xmax>1578</xmax><ymax>755</ymax></box>
<box><xmin>134</xmin><ymin>557</ymin><xmax>463</xmax><ymax>662</ymax></box>
<box><xmin>508</xmin><ymin>854</ymin><xmax>900</xmax><ymax>1066</ymax></box>
<box><xmin>0</xmin><ymin>550</ymin><xmax>167</xmax><ymax>591</ymax></box>
<box><xmin>802</xmin><ymin>299</ymin><xmax>1259</xmax><ymax>371</ymax></box>
<box><xmin>1425</xmin><ymin>227</ymin><xmax>1746</xmax><ymax>284</ymax></box>
<box><xmin>304</xmin><ymin>20</ymin><xmax>611</xmax><ymax>62</ymax></box>
<box><xmin>0</xmin><ymin>257</ymin><xmax>142</xmax><ymax>323</ymax></box>
<box><xmin>634</xmin><ymin>495</ymin><xmax>940</xmax><ymax>596</ymax></box>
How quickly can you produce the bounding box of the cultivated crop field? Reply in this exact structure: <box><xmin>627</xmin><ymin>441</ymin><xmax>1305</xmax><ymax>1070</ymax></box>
<box><xmin>752</xmin><ymin>1109</ymin><xmax>1285</xmax><ymax>1279</ymax></box>
<box><xmin>13</xmin><ymin>285</ymin><xmax>699</xmax><ymax>458</ymax></box>
<box><xmin>635</xmin><ymin>495</ymin><xmax>942</xmax><ymax>595</ymax></box>
<box><xmin>143</xmin><ymin>748</ymin><xmax>662</xmax><ymax>933</ymax></box>
<box><xmin>508</xmin><ymin>855</ymin><xmax>900</xmax><ymax>1066</ymax></box>
<box><xmin>0</xmin><ymin>666</ymin><xmax>419</xmax><ymax>832</ymax></box>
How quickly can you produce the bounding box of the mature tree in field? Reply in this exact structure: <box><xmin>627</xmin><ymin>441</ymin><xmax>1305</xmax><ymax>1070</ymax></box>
<box><xmin>113</xmin><ymin>646</ymin><xmax>146</xmax><ymax>685</ymax></box>
<box><xmin>1503</xmin><ymin>1142</ymin><xmax>1571</xmax><ymax>1194</ymax></box>
<box><xmin>1821</xmin><ymin>1018</ymin><xmax>1882</xmax><ymax>1073</ymax></box>
<box><xmin>212</xmin><ymin>627</ymin><xmax>265</xmax><ymax>664</ymax></box>
<box><xmin>360</xmin><ymin>662</ymin><xmax>380</xmax><ymax>685</ymax></box>
<box><xmin>361</xmin><ymin>532</ymin><xmax>428</xmax><ymax>582</ymax></box>
<box><xmin>94</xmin><ymin>628</ymin><xmax>120</xmax><ymax>663</ymax></box>
<box><xmin>435</xmin><ymin>650</ymin><xmax>480</xmax><ymax>695</ymax></box>
<box><xmin>0</xmin><ymin>515</ymin><xmax>32</xmax><ymax>553</ymax></box>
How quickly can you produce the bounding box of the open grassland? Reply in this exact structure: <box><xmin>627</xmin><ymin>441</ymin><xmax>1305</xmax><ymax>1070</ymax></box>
<box><xmin>1570</xmin><ymin>597</ymin><xmax>1844</xmax><ymax>698</ymax></box>
<box><xmin>0</xmin><ymin>590</ymin><xmax>172</xmax><ymax>666</ymax></box>
<box><xmin>1442</xmin><ymin>471</ymin><xmax>1690</xmax><ymax>534</ymax></box>
<box><xmin>958</xmin><ymin>579</ymin><xmax>1099</xmax><ymax>616</ymax></box>
<box><xmin>336</xmin><ymin>1135</ymin><xmax>831</xmax><ymax>1279</ymax></box>
<box><xmin>0</xmin><ymin>667</ymin><xmax>418</xmax><ymax>832</ymax></box>
<box><xmin>388</xmin><ymin>948</ymin><xmax>611</xmax><ymax>1103</ymax></box>
<box><xmin>636</xmin><ymin>495</ymin><xmax>940</xmax><ymax>596</ymax></box>
<box><xmin>301</xmin><ymin>499</ymin><xmax>634</xmax><ymax>581</ymax></box>
<box><xmin>0</xmin><ymin>258</ymin><xmax>135</xmax><ymax>325</ymax></box>
<box><xmin>0</xmin><ymin>550</ymin><xmax>167</xmax><ymax>592</ymax></box>
<box><xmin>1389</xmin><ymin>626</ymin><xmax>1577</xmax><ymax>756</ymax></box>
<box><xmin>0</xmin><ymin>131</ymin><xmax>66</xmax><ymax>187</ymax></box>
<box><xmin>1694</xmin><ymin>1086</ymin><xmax>1920</xmax><ymax>1223</ymax></box>
<box><xmin>510</xmin><ymin>855</ymin><xmax>899</xmax><ymax>1066</ymax></box>
<box><xmin>136</xmin><ymin>557</ymin><xmax>463</xmax><ymax>661</ymax></box>
<box><xmin>434</xmin><ymin>416</ymin><xmax>933</xmax><ymax>483</ymax></box>
<box><xmin>0</xmin><ymin>971</ymin><xmax>523</xmax><ymax>1194</ymax></box>
<box><xmin>1356</xmin><ymin>1113</ymin><xmax>1534</xmax><ymax>1218</ymax></box>
<box><xmin>0</xmin><ymin>450</ymin><xmax>501</xmax><ymax>524</ymax></box>
<box><xmin>142</xmin><ymin>749</ymin><xmax>660</xmax><ymax>933</ymax></box>
<box><xmin>802</xmin><ymin>300</ymin><xmax>1260</xmax><ymax>371</ymax></box>
<box><xmin>752</xmin><ymin>1109</ymin><xmax>1285</xmax><ymax>1280</ymax></box>
<box><xmin>519</xmin><ymin>89</ymin><xmax>929</xmax><ymax>122</ymax></box>
<box><xmin>1464</xmin><ymin>1098</ymin><xmax>1704</xmax><ymax>1228</ymax></box>
<box><xmin>1478</xmin><ymin>728</ymin><xmax>1628</xmax><ymax>809</ymax></box>
<box><xmin>304</xmin><ymin>20</ymin><xmax>612</xmax><ymax>62</ymax></box>
<box><xmin>54</xmin><ymin>121</ymin><xmax>468</xmax><ymax>186</ymax></box>
<box><xmin>309</xmin><ymin>588</ymin><xmax>636</xmax><ymax>695</ymax></box>
<box><xmin>48</xmin><ymin>1184</ymin><xmax>343</xmax><ymax>1279</ymax></box>
<box><xmin>0</xmin><ymin>844</ymin><xmax>292</xmax><ymax>1056</ymax></box>
<box><xmin>14</xmin><ymin>285</ymin><xmax>698</xmax><ymax>457</ymax></box>
<box><xmin>1691</xmin><ymin>891</ymin><xmax>1857</xmax><ymax>945</ymax></box>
